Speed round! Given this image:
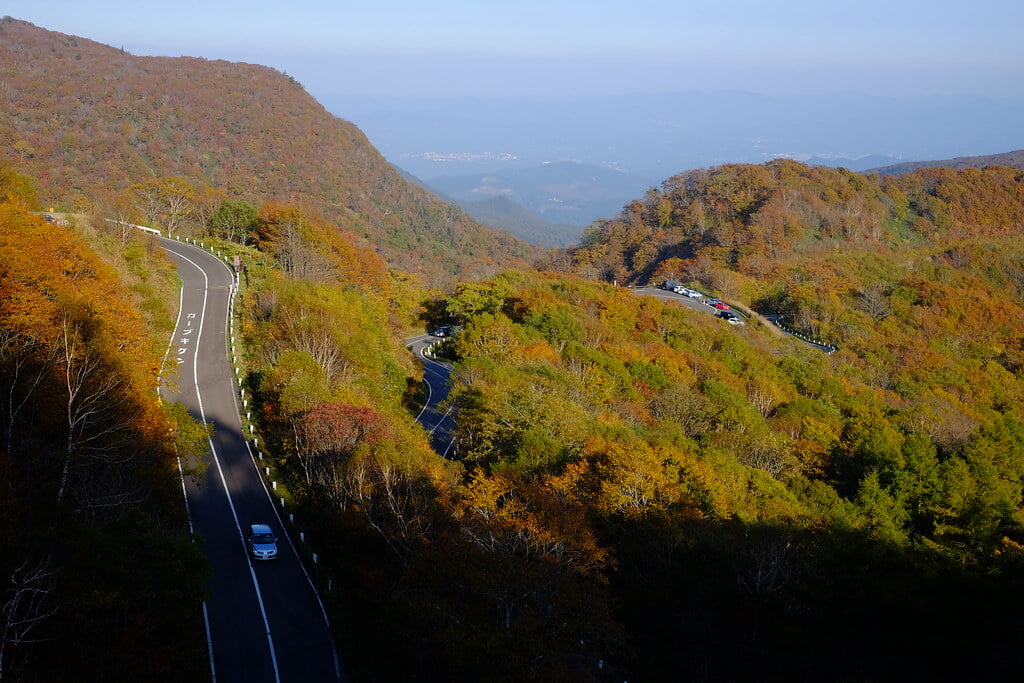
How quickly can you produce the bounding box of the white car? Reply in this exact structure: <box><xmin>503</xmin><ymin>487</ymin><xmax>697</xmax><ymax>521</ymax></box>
<box><xmin>248</xmin><ymin>524</ymin><xmax>278</xmax><ymax>560</ymax></box>
<box><xmin>672</xmin><ymin>285</ymin><xmax>687</xmax><ymax>294</ymax></box>
<box><xmin>682</xmin><ymin>288</ymin><xmax>704</xmax><ymax>299</ymax></box>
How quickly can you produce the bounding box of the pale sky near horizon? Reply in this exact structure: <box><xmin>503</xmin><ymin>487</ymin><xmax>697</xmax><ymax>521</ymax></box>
<box><xmin>9</xmin><ymin>1</ymin><xmax>1024</xmax><ymax>99</ymax></box>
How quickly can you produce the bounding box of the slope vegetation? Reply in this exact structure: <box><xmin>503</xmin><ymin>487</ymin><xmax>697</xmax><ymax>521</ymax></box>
<box><xmin>0</xmin><ymin>17</ymin><xmax>532</xmax><ymax>283</ymax></box>
<box><xmin>562</xmin><ymin>159</ymin><xmax>1024</xmax><ymax>288</ymax></box>
<box><xmin>229</xmin><ymin>162</ymin><xmax>1024</xmax><ymax>679</ymax></box>
<box><xmin>0</xmin><ymin>167</ymin><xmax>206</xmax><ymax>680</ymax></box>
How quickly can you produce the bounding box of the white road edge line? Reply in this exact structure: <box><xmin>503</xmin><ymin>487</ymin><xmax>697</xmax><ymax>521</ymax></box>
<box><xmin>167</xmin><ymin>239</ymin><xmax>341</xmax><ymax>681</ymax></box>
<box><xmin>408</xmin><ymin>341</ymin><xmax>434</xmax><ymax>423</ymax></box>
<box><xmin>201</xmin><ymin>602</ymin><xmax>216</xmax><ymax>683</ymax></box>
<box><xmin>215</xmin><ymin>250</ymin><xmax>342</xmax><ymax>680</ymax></box>
<box><xmin>162</xmin><ymin>243</ymin><xmax>281</xmax><ymax>683</ymax></box>
<box><xmin>406</xmin><ymin>339</ymin><xmax>458</xmax><ymax>455</ymax></box>
<box><xmin>217</xmin><ymin>251</ymin><xmax>342</xmax><ymax>678</ymax></box>
<box><xmin>161</xmin><ymin>274</ymin><xmax>214</xmax><ymax>679</ymax></box>
<box><xmin>417</xmin><ymin>346</ymin><xmax>458</xmax><ymax>433</ymax></box>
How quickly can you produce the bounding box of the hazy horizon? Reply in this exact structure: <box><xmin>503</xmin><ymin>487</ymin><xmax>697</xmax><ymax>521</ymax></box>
<box><xmin>10</xmin><ymin>2</ymin><xmax>1024</xmax><ymax>99</ymax></box>
<box><xmin>328</xmin><ymin>91</ymin><xmax>1024</xmax><ymax>182</ymax></box>
<box><xmin>10</xmin><ymin>3</ymin><xmax>1023</xmax><ymax>228</ymax></box>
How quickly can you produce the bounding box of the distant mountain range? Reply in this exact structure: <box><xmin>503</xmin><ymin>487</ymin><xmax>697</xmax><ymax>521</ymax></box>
<box><xmin>801</xmin><ymin>154</ymin><xmax>901</xmax><ymax>171</ymax></box>
<box><xmin>394</xmin><ymin>165</ymin><xmax>583</xmax><ymax>246</ymax></box>
<box><xmin>425</xmin><ymin>161</ymin><xmax>647</xmax><ymax>228</ymax></box>
<box><xmin>865</xmin><ymin>149</ymin><xmax>1024</xmax><ymax>175</ymax></box>
<box><xmin>452</xmin><ymin>196</ymin><xmax>581</xmax><ymax>248</ymax></box>
<box><xmin>329</xmin><ymin>92</ymin><xmax>1024</xmax><ymax>239</ymax></box>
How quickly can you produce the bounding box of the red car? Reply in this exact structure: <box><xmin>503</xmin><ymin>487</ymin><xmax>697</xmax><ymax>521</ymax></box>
<box><xmin>708</xmin><ymin>299</ymin><xmax>730</xmax><ymax>310</ymax></box>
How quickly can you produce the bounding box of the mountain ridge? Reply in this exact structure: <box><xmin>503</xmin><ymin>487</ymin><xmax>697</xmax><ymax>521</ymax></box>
<box><xmin>0</xmin><ymin>17</ymin><xmax>533</xmax><ymax>284</ymax></box>
<box><xmin>558</xmin><ymin>158</ymin><xmax>1024</xmax><ymax>287</ymax></box>
<box><xmin>865</xmin><ymin>149</ymin><xmax>1024</xmax><ymax>175</ymax></box>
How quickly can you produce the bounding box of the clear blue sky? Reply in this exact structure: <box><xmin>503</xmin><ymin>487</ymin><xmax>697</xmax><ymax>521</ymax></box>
<box><xmin>11</xmin><ymin>1</ymin><xmax>1024</xmax><ymax>98</ymax></box>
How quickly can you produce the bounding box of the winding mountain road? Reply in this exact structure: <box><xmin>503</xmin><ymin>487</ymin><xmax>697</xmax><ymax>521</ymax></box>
<box><xmin>405</xmin><ymin>334</ymin><xmax>457</xmax><ymax>457</ymax></box>
<box><xmin>159</xmin><ymin>238</ymin><xmax>341</xmax><ymax>683</ymax></box>
<box><xmin>633</xmin><ymin>286</ymin><xmax>836</xmax><ymax>353</ymax></box>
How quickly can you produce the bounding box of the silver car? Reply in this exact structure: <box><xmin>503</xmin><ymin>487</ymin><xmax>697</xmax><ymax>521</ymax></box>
<box><xmin>248</xmin><ymin>523</ymin><xmax>278</xmax><ymax>560</ymax></box>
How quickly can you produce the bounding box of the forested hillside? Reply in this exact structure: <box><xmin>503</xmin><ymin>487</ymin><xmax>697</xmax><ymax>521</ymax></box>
<box><xmin>226</xmin><ymin>161</ymin><xmax>1024</xmax><ymax>680</ymax></box>
<box><xmin>6</xmin><ymin>144</ymin><xmax>1024</xmax><ymax>680</ymax></box>
<box><xmin>0</xmin><ymin>17</ymin><xmax>533</xmax><ymax>284</ymax></box>
<box><xmin>255</xmin><ymin>262</ymin><xmax>1024</xmax><ymax>680</ymax></box>
<box><xmin>0</xmin><ymin>166</ymin><xmax>206</xmax><ymax>679</ymax></box>
<box><xmin>5</xmin><ymin>13</ymin><xmax>1024</xmax><ymax>679</ymax></box>
<box><xmin>562</xmin><ymin>159</ymin><xmax>1024</xmax><ymax>298</ymax></box>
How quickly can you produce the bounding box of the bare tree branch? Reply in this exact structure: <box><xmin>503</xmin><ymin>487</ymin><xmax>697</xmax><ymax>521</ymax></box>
<box><xmin>0</xmin><ymin>557</ymin><xmax>59</xmax><ymax>681</ymax></box>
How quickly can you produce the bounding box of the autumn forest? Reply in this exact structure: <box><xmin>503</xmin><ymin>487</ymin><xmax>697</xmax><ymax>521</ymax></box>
<box><xmin>3</xmin><ymin>16</ymin><xmax>1024</xmax><ymax>683</ymax></box>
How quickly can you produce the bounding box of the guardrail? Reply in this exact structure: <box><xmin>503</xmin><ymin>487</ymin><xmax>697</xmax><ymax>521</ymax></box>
<box><xmin>771</xmin><ymin>316</ymin><xmax>837</xmax><ymax>354</ymax></box>
<box><xmin>109</xmin><ymin>218</ymin><xmax>161</xmax><ymax>235</ymax></box>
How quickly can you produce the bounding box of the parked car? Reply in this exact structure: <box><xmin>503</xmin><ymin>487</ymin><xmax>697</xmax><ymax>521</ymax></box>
<box><xmin>682</xmin><ymin>288</ymin><xmax>704</xmax><ymax>299</ymax></box>
<box><xmin>718</xmin><ymin>311</ymin><xmax>742</xmax><ymax>324</ymax></box>
<box><xmin>662</xmin><ymin>280</ymin><xmax>682</xmax><ymax>291</ymax></box>
<box><xmin>672</xmin><ymin>285</ymin><xmax>687</xmax><ymax>294</ymax></box>
<box><xmin>707</xmin><ymin>299</ymin><xmax>730</xmax><ymax>310</ymax></box>
<box><xmin>248</xmin><ymin>524</ymin><xmax>278</xmax><ymax>560</ymax></box>
<box><xmin>432</xmin><ymin>326</ymin><xmax>452</xmax><ymax>338</ymax></box>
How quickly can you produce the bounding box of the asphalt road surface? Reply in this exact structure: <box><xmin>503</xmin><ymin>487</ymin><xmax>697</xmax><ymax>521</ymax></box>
<box><xmin>405</xmin><ymin>334</ymin><xmax>457</xmax><ymax>458</ymax></box>
<box><xmin>633</xmin><ymin>286</ymin><xmax>835</xmax><ymax>353</ymax></box>
<box><xmin>159</xmin><ymin>238</ymin><xmax>341</xmax><ymax>683</ymax></box>
<box><xmin>632</xmin><ymin>286</ymin><xmax>742</xmax><ymax>316</ymax></box>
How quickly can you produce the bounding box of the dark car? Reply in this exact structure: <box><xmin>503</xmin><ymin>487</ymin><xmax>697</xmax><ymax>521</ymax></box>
<box><xmin>432</xmin><ymin>326</ymin><xmax>452</xmax><ymax>338</ymax></box>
